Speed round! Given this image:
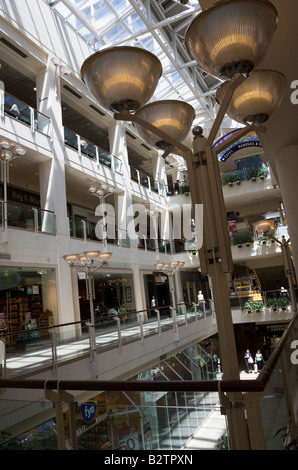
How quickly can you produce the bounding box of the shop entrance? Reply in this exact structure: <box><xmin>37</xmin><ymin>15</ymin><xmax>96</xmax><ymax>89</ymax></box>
<box><xmin>144</xmin><ymin>273</ymin><xmax>170</xmax><ymax>317</ymax></box>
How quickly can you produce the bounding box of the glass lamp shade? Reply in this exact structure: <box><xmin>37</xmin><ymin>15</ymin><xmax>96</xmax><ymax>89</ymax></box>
<box><xmin>98</xmin><ymin>252</ymin><xmax>112</xmax><ymax>262</ymax></box>
<box><xmin>13</xmin><ymin>145</ymin><xmax>26</xmax><ymax>156</ymax></box>
<box><xmin>81</xmin><ymin>46</ymin><xmax>162</xmax><ymax>113</ymax></box>
<box><xmin>0</xmin><ymin>150</ymin><xmax>12</xmax><ymax>160</ymax></box>
<box><xmin>63</xmin><ymin>254</ymin><xmax>79</xmax><ymax>265</ymax></box>
<box><xmin>254</xmin><ymin>220</ymin><xmax>275</xmax><ymax>235</ymax></box>
<box><xmin>185</xmin><ymin>0</ymin><xmax>278</xmax><ymax>79</ymax></box>
<box><xmin>83</xmin><ymin>251</ymin><xmax>102</xmax><ymax>262</ymax></box>
<box><xmin>216</xmin><ymin>70</ymin><xmax>286</xmax><ymax>124</ymax></box>
<box><xmin>134</xmin><ymin>100</ymin><xmax>195</xmax><ymax>149</ymax></box>
<box><xmin>0</xmin><ymin>138</ymin><xmax>11</xmax><ymax>149</ymax></box>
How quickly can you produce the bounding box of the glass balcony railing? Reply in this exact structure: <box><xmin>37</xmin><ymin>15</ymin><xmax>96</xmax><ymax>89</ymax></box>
<box><xmin>0</xmin><ymin>200</ymin><xmax>56</xmax><ymax>235</ymax></box>
<box><xmin>64</xmin><ymin>128</ymin><xmax>122</xmax><ymax>173</ymax></box>
<box><xmin>3</xmin><ymin>92</ymin><xmax>52</xmax><ymax>137</ymax></box>
<box><xmin>130</xmin><ymin>166</ymin><xmax>167</xmax><ymax>197</ymax></box>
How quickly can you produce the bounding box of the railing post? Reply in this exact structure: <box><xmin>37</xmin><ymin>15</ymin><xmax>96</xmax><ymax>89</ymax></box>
<box><xmin>86</xmin><ymin>322</ymin><xmax>96</xmax><ymax>363</ymax></box>
<box><xmin>0</xmin><ymin>338</ymin><xmax>6</xmax><ymax>378</ymax></box>
<box><xmin>48</xmin><ymin>328</ymin><xmax>58</xmax><ymax>375</ymax></box>
<box><xmin>244</xmin><ymin>392</ymin><xmax>266</xmax><ymax>449</ymax></box>
<box><xmin>139</xmin><ymin>313</ymin><xmax>144</xmax><ymax>342</ymax></box>
<box><xmin>155</xmin><ymin>309</ymin><xmax>161</xmax><ymax>337</ymax></box>
<box><xmin>0</xmin><ymin>85</ymin><xmax>4</xmax><ymax>118</ymax></box>
<box><xmin>170</xmin><ymin>307</ymin><xmax>179</xmax><ymax>341</ymax></box>
<box><xmin>117</xmin><ymin>317</ymin><xmax>122</xmax><ymax>349</ymax></box>
<box><xmin>33</xmin><ymin>207</ymin><xmax>38</xmax><ymax>234</ymax></box>
<box><xmin>45</xmin><ymin>386</ymin><xmax>78</xmax><ymax>450</ymax></box>
<box><xmin>82</xmin><ymin>220</ymin><xmax>87</xmax><ymax>243</ymax></box>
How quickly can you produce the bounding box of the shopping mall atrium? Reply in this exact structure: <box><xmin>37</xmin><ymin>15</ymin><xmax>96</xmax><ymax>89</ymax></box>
<box><xmin>0</xmin><ymin>0</ymin><xmax>297</xmax><ymax>452</ymax></box>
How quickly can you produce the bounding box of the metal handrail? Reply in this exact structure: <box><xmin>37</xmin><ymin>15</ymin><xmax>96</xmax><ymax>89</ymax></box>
<box><xmin>0</xmin><ymin>311</ymin><xmax>296</xmax><ymax>394</ymax></box>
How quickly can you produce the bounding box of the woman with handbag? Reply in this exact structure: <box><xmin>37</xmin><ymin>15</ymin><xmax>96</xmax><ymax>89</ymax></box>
<box><xmin>244</xmin><ymin>349</ymin><xmax>254</xmax><ymax>373</ymax></box>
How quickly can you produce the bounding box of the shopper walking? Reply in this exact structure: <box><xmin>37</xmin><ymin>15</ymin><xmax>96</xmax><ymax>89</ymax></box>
<box><xmin>244</xmin><ymin>349</ymin><xmax>254</xmax><ymax>373</ymax></box>
<box><xmin>254</xmin><ymin>349</ymin><xmax>264</xmax><ymax>372</ymax></box>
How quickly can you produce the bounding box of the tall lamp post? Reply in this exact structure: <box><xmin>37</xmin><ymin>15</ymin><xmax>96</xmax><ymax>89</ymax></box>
<box><xmin>80</xmin><ymin>0</ymin><xmax>285</xmax><ymax>449</ymax></box>
<box><xmin>89</xmin><ymin>184</ymin><xmax>114</xmax><ymax>248</ymax></box>
<box><xmin>155</xmin><ymin>261</ymin><xmax>184</xmax><ymax>339</ymax></box>
<box><xmin>0</xmin><ymin>138</ymin><xmax>26</xmax><ymax>244</ymax></box>
<box><xmin>155</xmin><ymin>261</ymin><xmax>184</xmax><ymax>310</ymax></box>
<box><xmin>63</xmin><ymin>251</ymin><xmax>112</xmax><ymax>326</ymax></box>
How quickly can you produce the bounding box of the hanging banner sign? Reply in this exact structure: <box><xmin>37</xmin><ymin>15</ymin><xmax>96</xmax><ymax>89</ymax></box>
<box><xmin>213</xmin><ymin>131</ymin><xmax>262</xmax><ymax>162</ymax></box>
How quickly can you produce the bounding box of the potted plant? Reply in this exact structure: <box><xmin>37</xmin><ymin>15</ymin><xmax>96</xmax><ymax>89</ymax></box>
<box><xmin>266</xmin><ymin>298</ymin><xmax>278</xmax><ymax>311</ymax></box>
<box><xmin>258</xmin><ymin>167</ymin><xmax>269</xmax><ymax>180</ymax></box>
<box><xmin>243</xmin><ymin>301</ymin><xmax>253</xmax><ymax>313</ymax></box>
<box><xmin>251</xmin><ymin>301</ymin><xmax>264</xmax><ymax>312</ymax></box>
<box><xmin>181</xmin><ymin>183</ymin><xmax>190</xmax><ymax>195</ymax></box>
<box><xmin>277</xmin><ymin>297</ymin><xmax>290</xmax><ymax>310</ymax></box>
<box><xmin>258</xmin><ymin>235</ymin><xmax>268</xmax><ymax>245</ymax></box>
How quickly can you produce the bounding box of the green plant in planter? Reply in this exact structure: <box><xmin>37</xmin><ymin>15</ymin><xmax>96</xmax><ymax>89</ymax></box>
<box><xmin>276</xmin><ymin>297</ymin><xmax>290</xmax><ymax>308</ymax></box>
<box><xmin>243</xmin><ymin>301</ymin><xmax>264</xmax><ymax>311</ymax></box>
<box><xmin>266</xmin><ymin>298</ymin><xmax>278</xmax><ymax>309</ymax></box>
<box><xmin>258</xmin><ymin>235</ymin><xmax>269</xmax><ymax>244</ymax></box>
<box><xmin>258</xmin><ymin>167</ymin><xmax>269</xmax><ymax>179</ymax></box>
<box><xmin>251</xmin><ymin>301</ymin><xmax>264</xmax><ymax>310</ymax></box>
<box><xmin>181</xmin><ymin>184</ymin><xmax>190</xmax><ymax>194</ymax></box>
<box><xmin>233</xmin><ymin>234</ymin><xmax>254</xmax><ymax>246</ymax></box>
<box><xmin>243</xmin><ymin>301</ymin><xmax>252</xmax><ymax>311</ymax></box>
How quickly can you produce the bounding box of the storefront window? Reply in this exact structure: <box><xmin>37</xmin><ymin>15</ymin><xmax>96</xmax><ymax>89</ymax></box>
<box><xmin>0</xmin><ymin>266</ymin><xmax>57</xmax><ymax>344</ymax></box>
<box><xmin>78</xmin><ymin>271</ymin><xmax>135</xmax><ymax>320</ymax></box>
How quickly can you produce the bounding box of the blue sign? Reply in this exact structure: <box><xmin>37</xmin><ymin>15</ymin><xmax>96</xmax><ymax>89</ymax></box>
<box><xmin>81</xmin><ymin>402</ymin><xmax>97</xmax><ymax>423</ymax></box>
<box><xmin>213</xmin><ymin>131</ymin><xmax>262</xmax><ymax>162</ymax></box>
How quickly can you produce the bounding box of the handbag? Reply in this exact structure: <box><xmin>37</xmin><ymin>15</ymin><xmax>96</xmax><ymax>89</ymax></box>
<box><xmin>248</xmin><ymin>356</ymin><xmax>254</xmax><ymax>364</ymax></box>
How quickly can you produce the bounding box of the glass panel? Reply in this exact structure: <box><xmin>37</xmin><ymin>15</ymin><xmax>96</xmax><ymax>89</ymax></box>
<box><xmin>258</xmin><ymin>315</ymin><xmax>298</xmax><ymax>450</ymax></box>
<box><xmin>139</xmin><ymin>172</ymin><xmax>149</xmax><ymax>188</ymax></box>
<box><xmin>98</xmin><ymin>150</ymin><xmax>112</xmax><ymax>168</ymax></box>
<box><xmin>130</xmin><ymin>166</ymin><xmax>139</xmax><ymax>182</ymax></box>
<box><xmin>113</xmin><ymin>155</ymin><xmax>122</xmax><ymax>173</ymax></box>
<box><xmin>37</xmin><ymin>208</ymin><xmax>56</xmax><ymax>234</ymax></box>
<box><xmin>64</xmin><ymin>127</ymin><xmax>78</xmax><ymax>150</ymax></box>
<box><xmin>33</xmin><ymin>110</ymin><xmax>52</xmax><ymax>136</ymax></box>
<box><xmin>5</xmin><ymin>201</ymin><xmax>35</xmax><ymax>230</ymax></box>
<box><xmin>0</xmin><ymin>407</ymin><xmax>57</xmax><ymax>450</ymax></box>
<box><xmin>69</xmin><ymin>216</ymin><xmax>86</xmax><ymax>239</ymax></box>
<box><xmin>4</xmin><ymin>93</ymin><xmax>31</xmax><ymax>126</ymax></box>
<box><xmin>80</xmin><ymin>139</ymin><xmax>97</xmax><ymax>160</ymax></box>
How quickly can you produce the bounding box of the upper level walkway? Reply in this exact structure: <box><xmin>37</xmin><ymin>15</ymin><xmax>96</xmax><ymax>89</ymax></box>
<box><xmin>0</xmin><ymin>300</ymin><xmax>294</xmax><ymax>384</ymax></box>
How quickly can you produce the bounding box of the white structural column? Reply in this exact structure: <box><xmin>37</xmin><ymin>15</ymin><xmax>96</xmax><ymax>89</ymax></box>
<box><xmin>275</xmin><ymin>145</ymin><xmax>298</xmax><ymax>273</ymax></box>
<box><xmin>108</xmin><ymin>121</ymin><xmax>145</xmax><ymax>313</ymax></box>
<box><xmin>35</xmin><ymin>59</ymin><xmax>74</xmax><ymax>326</ymax></box>
<box><xmin>152</xmin><ymin>151</ymin><xmax>167</xmax><ymax>186</ymax></box>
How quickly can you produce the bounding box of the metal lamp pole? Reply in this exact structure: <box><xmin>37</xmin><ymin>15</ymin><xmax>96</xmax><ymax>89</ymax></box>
<box><xmin>0</xmin><ymin>138</ymin><xmax>26</xmax><ymax>244</ymax></box>
<box><xmin>155</xmin><ymin>261</ymin><xmax>184</xmax><ymax>333</ymax></box>
<box><xmin>89</xmin><ymin>184</ymin><xmax>114</xmax><ymax>248</ymax></box>
<box><xmin>63</xmin><ymin>251</ymin><xmax>112</xmax><ymax>325</ymax></box>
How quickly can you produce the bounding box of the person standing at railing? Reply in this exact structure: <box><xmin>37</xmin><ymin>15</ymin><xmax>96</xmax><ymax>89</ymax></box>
<box><xmin>10</xmin><ymin>103</ymin><xmax>20</xmax><ymax>118</ymax></box>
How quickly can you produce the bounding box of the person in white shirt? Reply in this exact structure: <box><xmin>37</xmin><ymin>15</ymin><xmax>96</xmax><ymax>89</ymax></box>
<box><xmin>197</xmin><ymin>290</ymin><xmax>204</xmax><ymax>312</ymax></box>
